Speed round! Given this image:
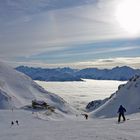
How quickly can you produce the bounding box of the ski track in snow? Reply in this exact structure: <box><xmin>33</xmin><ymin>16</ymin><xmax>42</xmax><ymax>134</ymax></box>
<box><xmin>1</xmin><ymin>110</ymin><xmax>140</xmax><ymax>140</ymax></box>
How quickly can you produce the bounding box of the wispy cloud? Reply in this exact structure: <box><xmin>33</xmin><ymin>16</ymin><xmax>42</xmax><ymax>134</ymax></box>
<box><xmin>0</xmin><ymin>0</ymin><xmax>140</xmax><ymax>68</ymax></box>
<box><xmin>79</xmin><ymin>57</ymin><xmax>140</xmax><ymax>69</ymax></box>
<box><xmin>3</xmin><ymin>57</ymin><xmax>140</xmax><ymax>70</ymax></box>
<box><xmin>22</xmin><ymin>38</ymin><xmax>140</xmax><ymax>64</ymax></box>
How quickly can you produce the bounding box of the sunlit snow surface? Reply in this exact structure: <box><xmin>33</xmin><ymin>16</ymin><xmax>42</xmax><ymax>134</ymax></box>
<box><xmin>2</xmin><ymin>79</ymin><xmax>140</xmax><ymax>140</ymax></box>
<box><xmin>1</xmin><ymin>110</ymin><xmax>140</xmax><ymax>140</ymax></box>
<box><xmin>36</xmin><ymin>79</ymin><xmax>126</xmax><ymax>110</ymax></box>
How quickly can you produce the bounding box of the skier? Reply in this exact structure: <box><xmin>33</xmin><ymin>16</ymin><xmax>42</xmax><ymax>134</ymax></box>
<box><xmin>15</xmin><ymin>120</ymin><xmax>19</xmax><ymax>125</ymax></box>
<box><xmin>117</xmin><ymin>105</ymin><xmax>126</xmax><ymax>123</ymax></box>
<box><xmin>82</xmin><ymin>114</ymin><xmax>88</xmax><ymax>120</ymax></box>
<box><xmin>11</xmin><ymin>121</ymin><xmax>14</xmax><ymax>127</ymax></box>
<box><xmin>85</xmin><ymin>114</ymin><xmax>88</xmax><ymax>120</ymax></box>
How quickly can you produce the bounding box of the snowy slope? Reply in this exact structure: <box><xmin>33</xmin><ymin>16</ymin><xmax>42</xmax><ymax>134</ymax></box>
<box><xmin>91</xmin><ymin>75</ymin><xmax>140</xmax><ymax>118</ymax></box>
<box><xmin>0</xmin><ymin>61</ymin><xmax>76</xmax><ymax>115</ymax></box>
<box><xmin>1</xmin><ymin>110</ymin><xmax>140</xmax><ymax>140</ymax></box>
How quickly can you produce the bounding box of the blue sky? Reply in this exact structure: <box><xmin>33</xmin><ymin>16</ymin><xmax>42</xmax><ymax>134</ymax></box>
<box><xmin>0</xmin><ymin>0</ymin><xmax>140</xmax><ymax>68</ymax></box>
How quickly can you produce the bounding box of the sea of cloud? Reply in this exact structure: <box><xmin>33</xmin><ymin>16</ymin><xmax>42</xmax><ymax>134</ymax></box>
<box><xmin>36</xmin><ymin>79</ymin><xmax>126</xmax><ymax>110</ymax></box>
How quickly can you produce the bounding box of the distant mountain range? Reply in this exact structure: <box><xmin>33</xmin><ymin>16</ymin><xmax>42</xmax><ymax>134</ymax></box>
<box><xmin>16</xmin><ymin>66</ymin><xmax>140</xmax><ymax>81</ymax></box>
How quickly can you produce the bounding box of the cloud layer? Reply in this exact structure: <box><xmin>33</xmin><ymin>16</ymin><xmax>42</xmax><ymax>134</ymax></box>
<box><xmin>0</xmin><ymin>0</ymin><xmax>140</xmax><ymax>68</ymax></box>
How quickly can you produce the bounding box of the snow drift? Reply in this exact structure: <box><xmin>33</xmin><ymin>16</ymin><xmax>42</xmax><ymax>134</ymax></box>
<box><xmin>0</xmin><ymin>61</ymin><xmax>75</xmax><ymax>115</ymax></box>
<box><xmin>91</xmin><ymin>75</ymin><xmax>140</xmax><ymax>118</ymax></box>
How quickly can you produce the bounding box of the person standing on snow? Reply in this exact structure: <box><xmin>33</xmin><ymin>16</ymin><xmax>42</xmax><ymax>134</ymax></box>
<box><xmin>84</xmin><ymin>114</ymin><xmax>88</xmax><ymax>120</ymax></box>
<box><xmin>117</xmin><ymin>105</ymin><xmax>126</xmax><ymax>123</ymax></box>
<box><xmin>10</xmin><ymin>121</ymin><xmax>14</xmax><ymax>127</ymax></box>
<box><xmin>15</xmin><ymin>120</ymin><xmax>19</xmax><ymax>125</ymax></box>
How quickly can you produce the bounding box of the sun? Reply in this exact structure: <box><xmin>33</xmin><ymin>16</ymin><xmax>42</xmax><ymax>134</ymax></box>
<box><xmin>115</xmin><ymin>0</ymin><xmax>140</xmax><ymax>35</ymax></box>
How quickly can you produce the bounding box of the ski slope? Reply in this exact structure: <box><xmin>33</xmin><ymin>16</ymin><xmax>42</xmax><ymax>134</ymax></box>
<box><xmin>1</xmin><ymin>61</ymin><xmax>140</xmax><ymax>140</ymax></box>
<box><xmin>92</xmin><ymin>75</ymin><xmax>140</xmax><ymax>118</ymax></box>
<box><xmin>0</xmin><ymin>109</ymin><xmax>140</xmax><ymax>140</ymax></box>
<box><xmin>0</xmin><ymin>61</ymin><xmax>76</xmax><ymax>115</ymax></box>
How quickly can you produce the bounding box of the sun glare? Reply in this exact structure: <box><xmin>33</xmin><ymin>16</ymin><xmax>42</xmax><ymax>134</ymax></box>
<box><xmin>115</xmin><ymin>0</ymin><xmax>140</xmax><ymax>35</ymax></box>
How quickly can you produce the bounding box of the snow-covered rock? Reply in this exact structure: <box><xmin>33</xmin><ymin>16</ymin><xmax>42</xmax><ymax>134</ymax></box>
<box><xmin>91</xmin><ymin>75</ymin><xmax>140</xmax><ymax>118</ymax></box>
<box><xmin>86</xmin><ymin>92</ymin><xmax>116</xmax><ymax>112</ymax></box>
<box><xmin>86</xmin><ymin>99</ymin><xmax>108</xmax><ymax>112</ymax></box>
<box><xmin>0</xmin><ymin>61</ymin><xmax>76</xmax><ymax>115</ymax></box>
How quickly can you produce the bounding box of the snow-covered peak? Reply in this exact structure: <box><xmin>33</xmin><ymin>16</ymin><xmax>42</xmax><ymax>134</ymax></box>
<box><xmin>91</xmin><ymin>75</ymin><xmax>140</xmax><ymax>118</ymax></box>
<box><xmin>0</xmin><ymin>61</ymin><xmax>76</xmax><ymax>115</ymax></box>
<box><xmin>16</xmin><ymin>65</ymin><xmax>140</xmax><ymax>81</ymax></box>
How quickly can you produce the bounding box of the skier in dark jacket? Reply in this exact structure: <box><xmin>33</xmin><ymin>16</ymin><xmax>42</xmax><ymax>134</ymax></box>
<box><xmin>117</xmin><ymin>105</ymin><xmax>126</xmax><ymax>123</ymax></box>
<box><xmin>84</xmin><ymin>114</ymin><xmax>88</xmax><ymax>120</ymax></box>
<box><xmin>82</xmin><ymin>114</ymin><xmax>88</xmax><ymax>120</ymax></box>
<box><xmin>10</xmin><ymin>121</ymin><xmax>14</xmax><ymax>127</ymax></box>
<box><xmin>15</xmin><ymin>120</ymin><xmax>19</xmax><ymax>125</ymax></box>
